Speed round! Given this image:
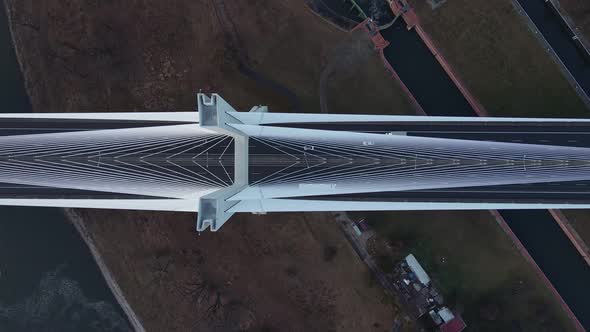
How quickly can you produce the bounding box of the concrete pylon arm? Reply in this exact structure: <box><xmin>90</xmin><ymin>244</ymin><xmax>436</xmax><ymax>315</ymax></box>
<box><xmin>196</xmin><ymin>93</ymin><xmax>250</xmax><ymax>231</ymax></box>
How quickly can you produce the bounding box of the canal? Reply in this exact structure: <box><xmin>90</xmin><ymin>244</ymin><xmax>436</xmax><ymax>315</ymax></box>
<box><xmin>515</xmin><ymin>0</ymin><xmax>590</xmax><ymax>102</ymax></box>
<box><xmin>381</xmin><ymin>16</ymin><xmax>590</xmax><ymax>330</ymax></box>
<box><xmin>381</xmin><ymin>20</ymin><xmax>473</xmax><ymax>116</ymax></box>
<box><xmin>0</xmin><ymin>3</ymin><xmax>131</xmax><ymax>331</ymax></box>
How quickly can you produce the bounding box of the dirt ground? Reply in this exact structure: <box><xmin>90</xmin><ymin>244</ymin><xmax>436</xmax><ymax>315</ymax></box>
<box><xmin>409</xmin><ymin>0</ymin><xmax>588</xmax><ymax>118</ymax></box>
<box><xmin>4</xmin><ymin>0</ymin><xmax>416</xmax><ymax>331</ymax></box>
<box><xmin>76</xmin><ymin>211</ymin><xmax>402</xmax><ymax>331</ymax></box>
<box><xmin>6</xmin><ymin>0</ymin><xmax>413</xmax><ymax>116</ymax></box>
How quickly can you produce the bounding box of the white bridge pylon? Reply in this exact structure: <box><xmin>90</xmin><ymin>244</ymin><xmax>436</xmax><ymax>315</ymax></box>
<box><xmin>1</xmin><ymin>93</ymin><xmax>590</xmax><ymax>231</ymax></box>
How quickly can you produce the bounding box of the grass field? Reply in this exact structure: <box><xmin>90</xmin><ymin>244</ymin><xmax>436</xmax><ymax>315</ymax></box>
<box><xmin>561</xmin><ymin>0</ymin><xmax>590</xmax><ymax>38</ymax></box>
<box><xmin>561</xmin><ymin>210</ymin><xmax>590</xmax><ymax>252</ymax></box>
<box><xmin>361</xmin><ymin>210</ymin><xmax>576</xmax><ymax>331</ymax></box>
<box><xmin>410</xmin><ymin>0</ymin><xmax>588</xmax><ymax>118</ymax></box>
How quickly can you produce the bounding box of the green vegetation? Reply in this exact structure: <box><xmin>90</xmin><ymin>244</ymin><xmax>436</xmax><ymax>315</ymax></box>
<box><xmin>562</xmin><ymin>210</ymin><xmax>590</xmax><ymax>250</ymax></box>
<box><xmin>561</xmin><ymin>0</ymin><xmax>590</xmax><ymax>38</ymax></box>
<box><xmin>363</xmin><ymin>210</ymin><xmax>576</xmax><ymax>331</ymax></box>
<box><xmin>411</xmin><ymin>0</ymin><xmax>588</xmax><ymax>118</ymax></box>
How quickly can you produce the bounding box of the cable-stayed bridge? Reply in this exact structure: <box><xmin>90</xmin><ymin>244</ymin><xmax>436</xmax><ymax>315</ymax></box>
<box><xmin>2</xmin><ymin>94</ymin><xmax>590</xmax><ymax>231</ymax></box>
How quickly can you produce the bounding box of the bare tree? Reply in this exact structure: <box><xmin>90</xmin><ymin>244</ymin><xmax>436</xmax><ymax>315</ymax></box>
<box><xmin>147</xmin><ymin>256</ymin><xmax>173</xmax><ymax>287</ymax></box>
<box><xmin>206</xmin><ymin>290</ymin><xmax>222</xmax><ymax>318</ymax></box>
<box><xmin>179</xmin><ymin>275</ymin><xmax>219</xmax><ymax>306</ymax></box>
<box><xmin>179</xmin><ymin>274</ymin><xmax>249</xmax><ymax>331</ymax></box>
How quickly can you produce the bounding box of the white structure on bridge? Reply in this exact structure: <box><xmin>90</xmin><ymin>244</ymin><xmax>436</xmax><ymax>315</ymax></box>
<box><xmin>1</xmin><ymin>93</ymin><xmax>590</xmax><ymax>231</ymax></box>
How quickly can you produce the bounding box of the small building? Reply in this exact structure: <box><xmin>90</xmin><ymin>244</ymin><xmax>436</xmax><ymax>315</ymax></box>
<box><xmin>427</xmin><ymin>307</ymin><xmax>466</xmax><ymax>332</ymax></box>
<box><xmin>352</xmin><ymin>224</ymin><xmax>362</xmax><ymax>236</ymax></box>
<box><xmin>405</xmin><ymin>254</ymin><xmax>431</xmax><ymax>286</ymax></box>
<box><xmin>391</xmin><ymin>254</ymin><xmax>467</xmax><ymax>331</ymax></box>
<box><xmin>440</xmin><ymin>316</ymin><xmax>466</xmax><ymax>332</ymax></box>
<box><xmin>392</xmin><ymin>254</ymin><xmax>440</xmax><ymax>317</ymax></box>
<box><xmin>356</xmin><ymin>218</ymin><xmax>370</xmax><ymax>232</ymax></box>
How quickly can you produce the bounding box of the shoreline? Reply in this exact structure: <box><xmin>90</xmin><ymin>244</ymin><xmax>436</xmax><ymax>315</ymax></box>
<box><xmin>489</xmin><ymin>210</ymin><xmax>585</xmax><ymax>332</ymax></box>
<box><xmin>65</xmin><ymin>209</ymin><xmax>146</xmax><ymax>332</ymax></box>
<box><xmin>509</xmin><ymin>0</ymin><xmax>590</xmax><ymax>110</ymax></box>
<box><xmin>2</xmin><ymin>1</ymin><xmax>145</xmax><ymax>330</ymax></box>
<box><xmin>549</xmin><ymin>209</ymin><xmax>590</xmax><ymax>266</ymax></box>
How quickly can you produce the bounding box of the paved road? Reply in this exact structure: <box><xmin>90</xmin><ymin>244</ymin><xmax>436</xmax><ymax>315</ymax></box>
<box><xmin>269</xmin><ymin>121</ymin><xmax>590</xmax><ymax>147</ymax></box>
<box><xmin>248</xmin><ymin>121</ymin><xmax>590</xmax><ymax>203</ymax></box>
<box><xmin>0</xmin><ymin>119</ymin><xmax>193</xmax><ymax>136</ymax></box>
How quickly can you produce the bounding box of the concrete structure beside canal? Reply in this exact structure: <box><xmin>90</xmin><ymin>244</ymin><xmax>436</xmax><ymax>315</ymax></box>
<box><xmin>2</xmin><ymin>93</ymin><xmax>590</xmax><ymax>231</ymax></box>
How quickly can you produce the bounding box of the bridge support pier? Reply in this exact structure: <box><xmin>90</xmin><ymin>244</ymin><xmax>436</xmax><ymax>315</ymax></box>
<box><xmin>196</xmin><ymin>93</ymin><xmax>250</xmax><ymax>231</ymax></box>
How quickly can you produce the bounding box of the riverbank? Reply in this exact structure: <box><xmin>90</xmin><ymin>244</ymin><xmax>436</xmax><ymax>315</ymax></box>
<box><xmin>2</xmin><ymin>0</ymin><xmax>141</xmax><ymax>329</ymax></box>
<box><xmin>66</xmin><ymin>209</ymin><xmax>146</xmax><ymax>332</ymax></box>
<box><xmin>511</xmin><ymin>0</ymin><xmax>590</xmax><ymax>109</ymax></box>
<box><xmin>1</xmin><ymin>1</ymin><xmax>132</xmax><ymax>330</ymax></box>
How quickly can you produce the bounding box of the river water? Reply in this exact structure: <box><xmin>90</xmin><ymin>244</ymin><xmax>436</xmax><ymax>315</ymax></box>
<box><xmin>0</xmin><ymin>4</ymin><xmax>131</xmax><ymax>332</ymax></box>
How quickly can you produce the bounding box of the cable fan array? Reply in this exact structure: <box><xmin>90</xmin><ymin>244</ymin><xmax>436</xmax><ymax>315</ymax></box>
<box><xmin>0</xmin><ymin>126</ymin><xmax>235</xmax><ymax>198</ymax></box>
<box><xmin>248</xmin><ymin>133</ymin><xmax>590</xmax><ymax>193</ymax></box>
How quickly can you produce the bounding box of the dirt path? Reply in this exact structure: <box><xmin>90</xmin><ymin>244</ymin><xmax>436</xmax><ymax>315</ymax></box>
<box><xmin>212</xmin><ymin>0</ymin><xmax>302</xmax><ymax>113</ymax></box>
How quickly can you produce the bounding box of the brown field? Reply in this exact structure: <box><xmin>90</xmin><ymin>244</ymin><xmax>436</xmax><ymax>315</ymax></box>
<box><xmin>6</xmin><ymin>0</ymin><xmax>413</xmax><ymax>116</ymax></box>
<box><xmin>76</xmin><ymin>211</ymin><xmax>404</xmax><ymax>331</ymax></box>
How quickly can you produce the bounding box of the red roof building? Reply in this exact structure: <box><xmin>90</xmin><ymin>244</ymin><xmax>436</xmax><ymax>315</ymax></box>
<box><xmin>439</xmin><ymin>316</ymin><xmax>466</xmax><ymax>332</ymax></box>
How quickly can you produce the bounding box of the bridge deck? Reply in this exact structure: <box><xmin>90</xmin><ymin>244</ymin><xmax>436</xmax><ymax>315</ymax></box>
<box><xmin>1</xmin><ymin>116</ymin><xmax>590</xmax><ymax>205</ymax></box>
<box><xmin>247</xmin><ymin>120</ymin><xmax>590</xmax><ymax>204</ymax></box>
